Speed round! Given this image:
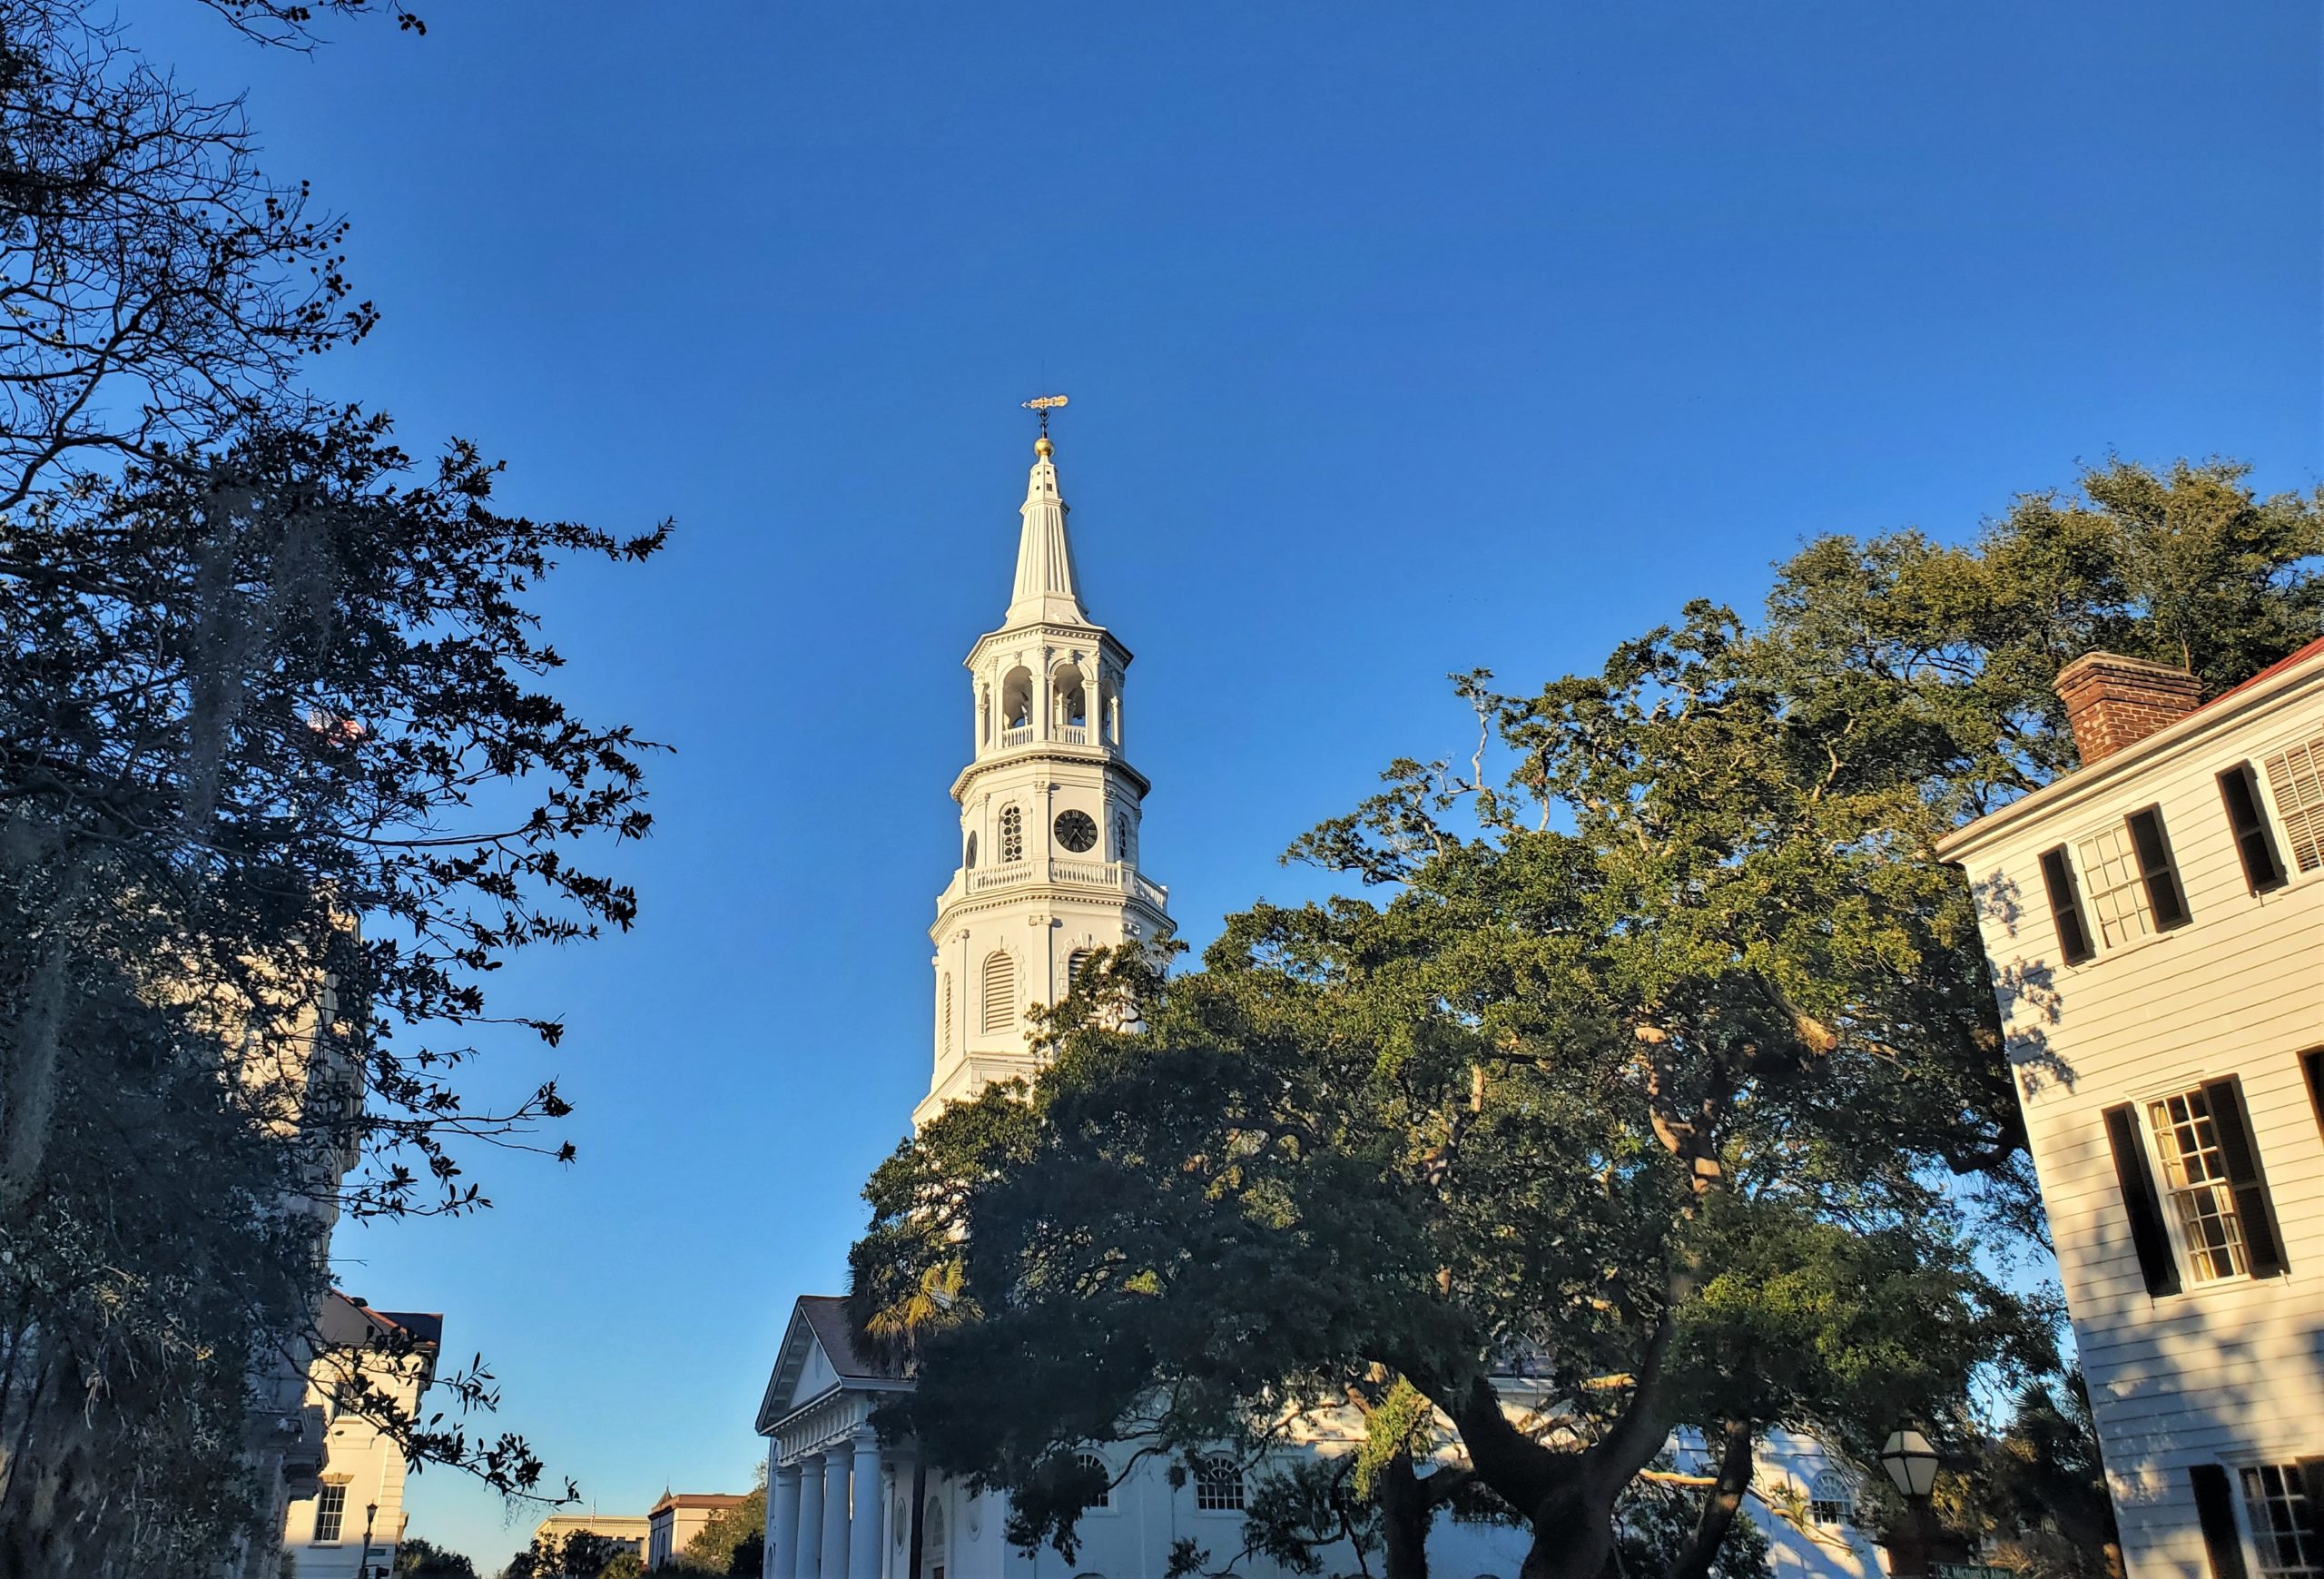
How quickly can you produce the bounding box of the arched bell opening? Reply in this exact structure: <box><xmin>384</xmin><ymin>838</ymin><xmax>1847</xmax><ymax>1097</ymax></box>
<box><xmin>1000</xmin><ymin>666</ymin><xmax>1034</xmax><ymax>738</ymax></box>
<box><xmin>1052</xmin><ymin>665</ymin><xmax>1088</xmax><ymax>736</ymax></box>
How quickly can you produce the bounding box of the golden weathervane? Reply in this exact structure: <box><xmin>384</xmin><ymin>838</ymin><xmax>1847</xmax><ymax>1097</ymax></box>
<box><xmin>1023</xmin><ymin>393</ymin><xmax>1068</xmax><ymax>442</ymax></box>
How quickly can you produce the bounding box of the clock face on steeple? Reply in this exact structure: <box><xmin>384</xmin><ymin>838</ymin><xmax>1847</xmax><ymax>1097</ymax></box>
<box><xmin>1054</xmin><ymin>809</ymin><xmax>1098</xmax><ymax>854</ymax></box>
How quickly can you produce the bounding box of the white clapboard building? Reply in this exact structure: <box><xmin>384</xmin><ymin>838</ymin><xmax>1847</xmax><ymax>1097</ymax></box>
<box><xmin>756</xmin><ymin>421</ymin><xmax>1895</xmax><ymax>1579</ymax></box>
<box><xmin>1939</xmin><ymin>644</ymin><xmax>2324</xmax><ymax>1579</ymax></box>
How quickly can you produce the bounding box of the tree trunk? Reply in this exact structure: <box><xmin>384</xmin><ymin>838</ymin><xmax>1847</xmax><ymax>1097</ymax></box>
<box><xmin>1377</xmin><ymin>1448</ymin><xmax>1432</xmax><ymax>1579</ymax></box>
<box><xmin>1666</xmin><ymin>1421</ymin><xmax>1755</xmax><ymax>1579</ymax></box>
<box><xmin>1514</xmin><ymin>1472</ymin><xmax>1623</xmax><ymax>1579</ymax></box>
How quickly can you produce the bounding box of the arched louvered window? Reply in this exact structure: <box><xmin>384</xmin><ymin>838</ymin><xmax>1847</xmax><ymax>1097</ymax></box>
<box><xmin>940</xmin><ymin>972</ymin><xmax>953</xmax><ymax>1052</ymax></box>
<box><xmin>1000</xmin><ymin>805</ymin><xmax>1024</xmax><ymax>864</ymax></box>
<box><xmin>981</xmin><ymin>952</ymin><xmax>1017</xmax><ymax>1035</ymax></box>
<box><xmin>1114</xmin><ymin>813</ymin><xmax>1133</xmax><ymax>864</ymax></box>
<box><xmin>1067</xmin><ymin>949</ymin><xmax>1093</xmax><ymax>989</ymax></box>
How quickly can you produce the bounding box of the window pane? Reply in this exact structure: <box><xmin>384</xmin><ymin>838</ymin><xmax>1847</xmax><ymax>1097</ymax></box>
<box><xmin>2077</xmin><ymin>824</ymin><xmax>2154</xmax><ymax>948</ymax></box>
<box><xmin>2239</xmin><ymin>1465</ymin><xmax>2322</xmax><ymax>1579</ymax></box>
<box><xmin>2147</xmin><ymin>1090</ymin><xmax>2250</xmax><ymax>1281</ymax></box>
<box><xmin>315</xmin><ymin>1484</ymin><xmax>346</xmax><ymax>1544</ymax></box>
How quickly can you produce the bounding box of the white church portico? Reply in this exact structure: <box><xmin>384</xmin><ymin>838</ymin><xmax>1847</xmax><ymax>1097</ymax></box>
<box><xmin>755</xmin><ymin>1299</ymin><xmax>913</xmax><ymax>1579</ymax></box>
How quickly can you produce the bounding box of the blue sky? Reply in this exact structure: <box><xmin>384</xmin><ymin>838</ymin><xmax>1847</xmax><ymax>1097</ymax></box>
<box><xmin>125</xmin><ymin>1</ymin><xmax>2319</xmax><ymax>1567</ymax></box>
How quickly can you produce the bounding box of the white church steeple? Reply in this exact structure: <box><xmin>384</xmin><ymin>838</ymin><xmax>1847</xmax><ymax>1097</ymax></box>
<box><xmin>1005</xmin><ymin>431</ymin><xmax>1088</xmax><ymax>628</ymax></box>
<box><xmin>916</xmin><ymin>414</ymin><xmax>1172</xmax><ymax>1131</ymax></box>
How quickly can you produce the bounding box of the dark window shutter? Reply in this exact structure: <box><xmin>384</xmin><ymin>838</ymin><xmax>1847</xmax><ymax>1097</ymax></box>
<box><xmin>2191</xmin><ymin>1465</ymin><xmax>2249</xmax><ymax>1579</ymax></box>
<box><xmin>2218</xmin><ymin>765</ymin><xmax>2288</xmax><ymax>893</ymax></box>
<box><xmin>2102</xmin><ymin>1102</ymin><xmax>2181</xmax><ymax>1296</ymax></box>
<box><xmin>2299</xmin><ymin>1459</ymin><xmax>2324</xmax><ymax>1546</ymax></box>
<box><xmin>2041</xmin><ymin>845</ymin><xmax>2095</xmax><ymax>963</ymax></box>
<box><xmin>2202</xmin><ymin>1077</ymin><xmax>2286</xmax><ymax>1278</ymax></box>
<box><xmin>2303</xmin><ymin>1049</ymin><xmax>2324</xmax><ymax>1141</ymax></box>
<box><xmin>2126</xmin><ymin>806</ymin><xmax>2191</xmax><ymax>929</ymax></box>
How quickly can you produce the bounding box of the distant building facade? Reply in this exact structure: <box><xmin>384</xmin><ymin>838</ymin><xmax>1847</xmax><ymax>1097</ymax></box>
<box><xmin>1939</xmin><ymin>644</ymin><xmax>2324</xmax><ymax>1579</ymax></box>
<box><xmin>279</xmin><ymin>1294</ymin><xmax>443</xmax><ymax>1579</ymax></box>
<box><xmin>650</xmin><ymin>1491</ymin><xmax>752</xmax><ymax>1568</ymax></box>
<box><xmin>532</xmin><ymin>1512</ymin><xmax>653</xmax><ymax>1566</ymax></box>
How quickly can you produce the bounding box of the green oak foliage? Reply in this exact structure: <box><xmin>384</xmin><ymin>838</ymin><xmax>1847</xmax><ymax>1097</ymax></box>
<box><xmin>852</xmin><ymin>461</ymin><xmax>2319</xmax><ymax>1579</ymax></box>
<box><xmin>396</xmin><ymin>1536</ymin><xmax>482</xmax><ymax>1579</ymax></box>
<box><xmin>679</xmin><ymin>1476</ymin><xmax>768</xmax><ymax>1574</ymax></box>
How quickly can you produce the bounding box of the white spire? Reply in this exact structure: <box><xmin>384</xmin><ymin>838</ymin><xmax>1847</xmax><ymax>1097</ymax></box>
<box><xmin>1004</xmin><ymin>432</ymin><xmax>1089</xmax><ymax>627</ymax></box>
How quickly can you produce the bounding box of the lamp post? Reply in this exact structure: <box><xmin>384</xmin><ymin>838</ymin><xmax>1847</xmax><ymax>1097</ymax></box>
<box><xmin>1878</xmin><ymin>1429</ymin><xmax>1942</xmax><ymax>1579</ymax></box>
<box><xmin>356</xmin><ymin>1500</ymin><xmax>379</xmax><ymax>1579</ymax></box>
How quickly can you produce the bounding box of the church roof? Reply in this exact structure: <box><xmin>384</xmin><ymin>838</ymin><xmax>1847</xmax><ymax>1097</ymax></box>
<box><xmin>754</xmin><ymin>1294</ymin><xmax>911</xmax><ymax>1436</ymax></box>
<box><xmin>1003</xmin><ymin>434</ymin><xmax>1090</xmax><ymax>628</ymax></box>
<box><xmin>795</xmin><ymin>1294</ymin><xmax>901</xmax><ymax>1383</ymax></box>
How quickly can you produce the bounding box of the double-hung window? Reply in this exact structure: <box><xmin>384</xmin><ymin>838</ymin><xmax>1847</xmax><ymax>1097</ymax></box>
<box><xmin>2074</xmin><ymin>807</ymin><xmax>2191</xmax><ymax>948</ymax></box>
<box><xmin>314</xmin><ymin>1483</ymin><xmax>347</xmax><ymax>1544</ymax></box>
<box><xmin>2238</xmin><ymin>1463</ymin><xmax>2324</xmax><ymax>1579</ymax></box>
<box><xmin>2147</xmin><ymin>1088</ymin><xmax>2256</xmax><ymax>1282</ymax></box>
<box><xmin>2103</xmin><ymin>1075</ymin><xmax>2287</xmax><ymax>1295</ymax></box>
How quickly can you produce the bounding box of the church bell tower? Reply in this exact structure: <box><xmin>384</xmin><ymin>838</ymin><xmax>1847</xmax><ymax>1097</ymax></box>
<box><xmin>916</xmin><ymin>412</ymin><xmax>1172</xmax><ymax>1130</ymax></box>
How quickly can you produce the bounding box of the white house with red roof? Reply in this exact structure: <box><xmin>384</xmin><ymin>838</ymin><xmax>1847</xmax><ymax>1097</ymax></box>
<box><xmin>1938</xmin><ymin>640</ymin><xmax>2324</xmax><ymax>1579</ymax></box>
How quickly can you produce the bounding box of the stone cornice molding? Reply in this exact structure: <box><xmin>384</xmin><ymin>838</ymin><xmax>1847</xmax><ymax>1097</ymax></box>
<box><xmin>964</xmin><ymin>621</ymin><xmax>1131</xmax><ymax>672</ymax></box>
<box><xmin>950</xmin><ymin>750</ymin><xmax>1149</xmax><ymax>803</ymax></box>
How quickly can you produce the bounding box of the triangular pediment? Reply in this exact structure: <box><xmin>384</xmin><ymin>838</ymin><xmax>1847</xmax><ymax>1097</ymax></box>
<box><xmin>753</xmin><ymin>1295</ymin><xmax>909</xmax><ymax>1436</ymax></box>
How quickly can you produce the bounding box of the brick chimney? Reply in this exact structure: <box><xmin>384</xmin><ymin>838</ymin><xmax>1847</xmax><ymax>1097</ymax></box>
<box><xmin>2053</xmin><ymin>651</ymin><xmax>2203</xmax><ymax>765</ymax></box>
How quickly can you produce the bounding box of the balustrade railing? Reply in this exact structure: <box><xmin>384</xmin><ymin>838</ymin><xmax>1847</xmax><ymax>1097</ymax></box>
<box><xmin>960</xmin><ymin>860</ymin><xmax>1168</xmax><ymax>905</ymax></box>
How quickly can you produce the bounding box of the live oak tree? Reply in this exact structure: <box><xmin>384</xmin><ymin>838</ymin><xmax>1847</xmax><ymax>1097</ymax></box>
<box><xmin>851</xmin><ymin>460</ymin><xmax>2318</xmax><ymax>1579</ymax></box>
<box><xmin>0</xmin><ymin>1</ymin><xmax>668</xmax><ymax>1571</ymax></box>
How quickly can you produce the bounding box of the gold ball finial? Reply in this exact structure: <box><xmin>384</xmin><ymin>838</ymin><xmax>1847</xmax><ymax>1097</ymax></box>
<box><xmin>1034</xmin><ymin>433</ymin><xmax>1054</xmax><ymax>459</ymax></box>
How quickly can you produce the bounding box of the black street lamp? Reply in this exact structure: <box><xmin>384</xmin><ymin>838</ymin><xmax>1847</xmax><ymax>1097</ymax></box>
<box><xmin>1878</xmin><ymin>1429</ymin><xmax>1944</xmax><ymax>1579</ymax></box>
<box><xmin>357</xmin><ymin>1500</ymin><xmax>379</xmax><ymax>1579</ymax></box>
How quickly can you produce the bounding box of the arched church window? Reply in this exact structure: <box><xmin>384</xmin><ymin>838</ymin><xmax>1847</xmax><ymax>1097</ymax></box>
<box><xmin>1192</xmin><ymin>1456</ymin><xmax>1245</xmax><ymax>1513</ymax></box>
<box><xmin>1075</xmin><ymin>1453</ymin><xmax>1113</xmax><ymax>1511</ymax></box>
<box><xmin>924</xmin><ymin>1495</ymin><xmax>946</xmax><ymax>1551</ymax></box>
<box><xmin>940</xmin><ymin>972</ymin><xmax>953</xmax><ymax>1052</ymax></box>
<box><xmin>1808</xmin><ymin>1470</ymin><xmax>1854</xmax><ymax>1526</ymax></box>
<box><xmin>1000</xmin><ymin>805</ymin><xmax>1024</xmax><ymax>864</ymax></box>
<box><xmin>1067</xmin><ymin>949</ymin><xmax>1092</xmax><ymax>988</ymax></box>
<box><xmin>1053</xmin><ymin>665</ymin><xmax>1088</xmax><ymax>729</ymax></box>
<box><xmin>1001</xmin><ymin>667</ymin><xmax>1034</xmax><ymax>732</ymax></box>
<box><xmin>965</xmin><ymin>831</ymin><xmax>977</xmax><ymax>870</ymax></box>
<box><xmin>981</xmin><ymin>952</ymin><xmax>1017</xmax><ymax>1035</ymax></box>
<box><xmin>1114</xmin><ymin>813</ymin><xmax>1133</xmax><ymax>864</ymax></box>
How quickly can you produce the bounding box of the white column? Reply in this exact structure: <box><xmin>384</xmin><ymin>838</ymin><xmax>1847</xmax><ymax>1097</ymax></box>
<box><xmin>795</xmin><ymin>1455</ymin><xmax>827</xmax><ymax>1579</ymax></box>
<box><xmin>847</xmin><ymin>1431</ymin><xmax>885</xmax><ymax>1579</ymax></box>
<box><xmin>820</xmin><ymin>1442</ymin><xmax>853</xmax><ymax>1579</ymax></box>
<box><xmin>768</xmin><ymin>1460</ymin><xmax>803</xmax><ymax>1579</ymax></box>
